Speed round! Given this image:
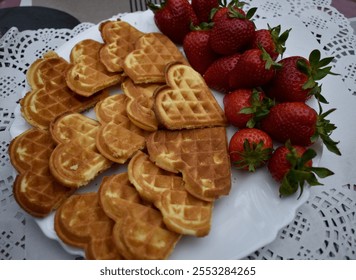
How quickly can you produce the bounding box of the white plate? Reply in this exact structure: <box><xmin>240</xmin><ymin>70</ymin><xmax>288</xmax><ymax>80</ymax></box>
<box><xmin>10</xmin><ymin>10</ymin><xmax>323</xmax><ymax>260</ymax></box>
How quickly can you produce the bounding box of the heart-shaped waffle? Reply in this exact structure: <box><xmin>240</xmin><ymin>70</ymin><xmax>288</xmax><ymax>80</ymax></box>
<box><xmin>96</xmin><ymin>114</ymin><xmax>147</xmax><ymax>164</ymax></box>
<box><xmin>99</xmin><ymin>20</ymin><xmax>144</xmax><ymax>73</ymax></box>
<box><xmin>154</xmin><ymin>63</ymin><xmax>227</xmax><ymax>130</ymax></box>
<box><xmin>123</xmin><ymin>33</ymin><xmax>188</xmax><ymax>84</ymax></box>
<box><xmin>21</xmin><ymin>52</ymin><xmax>109</xmax><ymax>129</ymax></box>
<box><xmin>128</xmin><ymin>151</ymin><xmax>213</xmax><ymax>237</ymax></box>
<box><xmin>122</xmin><ymin>77</ymin><xmax>160</xmax><ymax>131</ymax></box>
<box><xmin>8</xmin><ymin>128</ymin><xmax>73</xmax><ymax>217</ymax></box>
<box><xmin>49</xmin><ymin>112</ymin><xmax>112</xmax><ymax>188</ymax></box>
<box><xmin>66</xmin><ymin>39</ymin><xmax>122</xmax><ymax>97</ymax></box>
<box><xmin>94</xmin><ymin>93</ymin><xmax>127</xmax><ymax>124</ymax></box>
<box><xmin>94</xmin><ymin>94</ymin><xmax>148</xmax><ymax>164</ymax></box>
<box><xmin>146</xmin><ymin>127</ymin><xmax>231</xmax><ymax>201</ymax></box>
<box><xmin>99</xmin><ymin>173</ymin><xmax>180</xmax><ymax>260</ymax></box>
<box><xmin>54</xmin><ymin>192</ymin><xmax>123</xmax><ymax>260</ymax></box>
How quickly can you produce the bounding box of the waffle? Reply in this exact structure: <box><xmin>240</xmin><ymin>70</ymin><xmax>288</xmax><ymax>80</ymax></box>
<box><xmin>123</xmin><ymin>33</ymin><xmax>188</xmax><ymax>84</ymax></box>
<box><xmin>99</xmin><ymin>173</ymin><xmax>180</xmax><ymax>260</ymax></box>
<box><xmin>49</xmin><ymin>112</ymin><xmax>112</xmax><ymax>188</ymax></box>
<box><xmin>128</xmin><ymin>151</ymin><xmax>213</xmax><ymax>236</ymax></box>
<box><xmin>146</xmin><ymin>127</ymin><xmax>231</xmax><ymax>201</ymax></box>
<box><xmin>154</xmin><ymin>63</ymin><xmax>227</xmax><ymax>130</ymax></box>
<box><xmin>8</xmin><ymin>128</ymin><xmax>73</xmax><ymax>217</ymax></box>
<box><xmin>21</xmin><ymin>52</ymin><xmax>109</xmax><ymax>129</ymax></box>
<box><xmin>54</xmin><ymin>192</ymin><xmax>122</xmax><ymax>260</ymax></box>
<box><xmin>122</xmin><ymin>78</ymin><xmax>160</xmax><ymax>131</ymax></box>
<box><xmin>96</xmin><ymin>114</ymin><xmax>147</xmax><ymax>164</ymax></box>
<box><xmin>66</xmin><ymin>39</ymin><xmax>122</xmax><ymax>97</ymax></box>
<box><xmin>94</xmin><ymin>93</ymin><xmax>127</xmax><ymax>124</ymax></box>
<box><xmin>26</xmin><ymin>51</ymin><xmax>58</xmax><ymax>88</ymax></box>
<box><xmin>95</xmin><ymin>92</ymin><xmax>148</xmax><ymax>163</ymax></box>
<box><xmin>99</xmin><ymin>20</ymin><xmax>144</xmax><ymax>73</ymax></box>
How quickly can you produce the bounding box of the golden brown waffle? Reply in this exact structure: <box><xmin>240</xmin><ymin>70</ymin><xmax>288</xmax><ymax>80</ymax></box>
<box><xmin>26</xmin><ymin>51</ymin><xmax>58</xmax><ymax>88</ymax></box>
<box><xmin>128</xmin><ymin>151</ymin><xmax>213</xmax><ymax>237</ymax></box>
<box><xmin>94</xmin><ymin>94</ymin><xmax>127</xmax><ymax>124</ymax></box>
<box><xmin>21</xmin><ymin>52</ymin><xmax>109</xmax><ymax>129</ymax></box>
<box><xmin>66</xmin><ymin>39</ymin><xmax>122</xmax><ymax>97</ymax></box>
<box><xmin>146</xmin><ymin>127</ymin><xmax>231</xmax><ymax>201</ymax></box>
<box><xmin>54</xmin><ymin>192</ymin><xmax>123</xmax><ymax>260</ymax></box>
<box><xmin>122</xmin><ymin>78</ymin><xmax>160</xmax><ymax>131</ymax></box>
<box><xmin>8</xmin><ymin>128</ymin><xmax>73</xmax><ymax>217</ymax></box>
<box><xmin>49</xmin><ymin>112</ymin><xmax>112</xmax><ymax>188</ymax></box>
<box><xmin>154</xmin><ymin>63</ymin><xmax>227</xmax><ymax>130</ymax></box>
<box><xmin>99</xmin><ymin>173</ymin><xmax>180</xmax><ymax>260</ymax></box>
<box><xmin>94</xmin><ymin>94</ymin><xmax>148</xmax><ymax>163</ymax></box>
<box><xmin>96</xmin><ymin>114</ymin><xmax>147</xmax><ymax>164</ymax></box>
<box><xmin>123</xmin><ymin>33</ymin><xmax>188</xmax><ymax>84</ymax></box>
<box><xmin>99</xmin><ymin>20</ymin><xmax>144</xmax><ymax>73</ymax></box>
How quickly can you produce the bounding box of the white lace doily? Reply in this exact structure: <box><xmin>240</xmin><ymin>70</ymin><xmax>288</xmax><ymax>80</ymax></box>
<box><xmin>1</xmin><ymin>0</ymin><xmax>355</xmax><ymax>260</ymax></box>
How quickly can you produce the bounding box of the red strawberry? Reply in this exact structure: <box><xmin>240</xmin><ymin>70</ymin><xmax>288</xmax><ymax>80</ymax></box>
<box><xmin>268</xmin><ymin>142</ymin><xmax>334</xmax><ymax>197</ymax></box>
<box><xmin>203</xmin><ymin>53</ymin><xmax>241</xmax><ymax>93</ymax></box>
<box><xmin>229</xmin><ymin>48</ymin><xmax>280</xmax><ymax>90</ymax></box>
<box><xmin>229</xmin><ymin>128</ymin><xmax>273</xmax><ymax>172</ymax></box>
<box><xmin>250</xmin><ymin>25</ymin><xmax>290</xmax><ymax>61</ymax></box>
<box><xmin>191</xmin><ymin>0</ymin><xmax>219</xmax><ymax>23</ymax></box>
<box><xmin>211</xmin><ymin>0</ymin><xmax>246</xmax><ymax>23</ymax></box>
<box><xmin>209</xmin><ymin>5</ymin><xmax>256</xmax><ymax>55</ymax></box>
<box><xmin>259</xmin><ymin>102</ymin><xmax>341</xmax><ymax>155</ymax></box>
<box><xmin>223</xmin><ymin>88</ymin><xmax>273</xmax><ymax>128</ymax></box>
<box><xmin>183</xmin><ymin>23</ymin><xmax>219</xmax><ymax>75</ymax></box>
<box><xmin>265</xmin><ymin>49</ymin><xmax>337</xmax><ymax>103</ymax></box>
<box><xmin>148</xmin><ymin>0</ymin><xmax>199</xmax><ymax>44</ymax></box>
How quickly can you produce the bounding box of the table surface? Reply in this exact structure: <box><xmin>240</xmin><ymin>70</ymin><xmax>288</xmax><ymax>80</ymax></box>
<box><xmin>1</xmin><ymin>0</ymin><xmax>356</xmax><ymax>260</ymax></box>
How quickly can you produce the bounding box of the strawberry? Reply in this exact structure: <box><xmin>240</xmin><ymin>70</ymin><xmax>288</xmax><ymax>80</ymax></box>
<box><xmin>250</xmin><ymin>25</ymin><xmax>290</xmax><ymax>61</ymax></box>
<box><xmin>203</xmin><ymin>53</ymin><xmax>241</xmax><ymax>93</ymax></box>
<box><xmin>191</xmin><ymin>0</ymin><xmax>219</xmax><ymax>23</ymax></box>
<box><xmin>211</xmin><ymin>0</ymin><xmax>246</xmax><ymax>23</ymax></box>
<box><xmin>209</xmin><ymin>5</ymin><xmax>257</xmax><ymax>55</ymax></box>
<box><xmin>229</xmin><ymin>128</ymin><xmax>273</xmax><ymax>172</ymax></box>
<box><xmin>223</xmin><ymin>88</ymin><xmax>273</xmax><ymax>128</ymax></box>
<box><xmin>268</xmin><ymin>141</ymin><xmax>334</xmax><ymax>197</ymax></box>
<box><xmin>259</xmin><ymin>102</ymin><xmax>341</xmax><ymax>155</ymax></box>
<box><xmin>148</xmin><ymin>0</ymin><xmax>199</xmax><ymax>44</ymax></box>
<box><xmin>183</xmin><ymin>23</ymin><xmax>219</xmax><ymax>75</ymax></box>
<box><xmin>228</xmin><ymin>48</ymin><xmax>281</xmax><ymax>90</ymax></box>
<box><xmin>265</xmin><ymin>49</ymin><xmax>337</xmax><ymax>103</ymax></box>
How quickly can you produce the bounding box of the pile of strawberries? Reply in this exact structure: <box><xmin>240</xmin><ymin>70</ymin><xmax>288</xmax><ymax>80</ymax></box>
<box><xmin>148</xmin><ymin>0</ymin><xmax>341</xmax><ymax>198</ymax></box>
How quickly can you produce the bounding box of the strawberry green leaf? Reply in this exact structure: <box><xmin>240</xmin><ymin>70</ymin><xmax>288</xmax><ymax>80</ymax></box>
<box><xmin>297</xmin><ymin>49</ymin><xmax>339</xmax><ymax>103</ymax></box>
<box><xmin>309</xmin><ymin>167</ymin><xmax>334</xmax><ymax>178</ymax></box>
<box><xmin>238</xmin><ymin>89</ymin><xmax>275</xmax><ymax>128</ymax></box>
<box><xmin>309</xmin><ymin>49</ymin><xmax>321</xmax><ymax>65</ymax></box>
<box><xmin>278</xmin><ymin>144</ymin><xmax>334</xmax><ymax>198</ymax></box>
<box><xmin>315</xmin><ymin>104</ymin><xmax>341</xmax><ymax>155</ymax></box>
<box><xmin>231</xmin><ymin>139</ymin><xmax>273</xmax><ymax>172</ymax></box>
<box><xmin>260</xmin><ymin>47</ymin><xmax>282</xmax><ymax>70</ymax></box>
<box><xmin>268</xmin><ymin>24</ymin><xmax>291</xmax><ymax>57</ymax></box>
<box><xmin>146</xmin><ymin>0</ymin><xmax>166</xmax><ymax>11</ymax></box>
<box><xmin>246</xmin><ymin>7</ymin><xmax>257</xmax><ymax>19</ymax></box>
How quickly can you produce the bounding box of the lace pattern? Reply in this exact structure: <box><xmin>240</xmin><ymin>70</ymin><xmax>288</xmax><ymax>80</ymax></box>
<box><xmin>1</xmin><ymin>0</ymin><xmax>355</xmax><ymax>259</ymax></box>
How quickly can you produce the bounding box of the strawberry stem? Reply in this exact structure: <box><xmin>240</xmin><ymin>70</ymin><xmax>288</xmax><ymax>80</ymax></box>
<box><xmin>297</xmin><ymin>49</ymin><xmax>339</xmax><ymax>103</ymax></box>
<box><xmin>231</xmin><ymin>139</ymin><xmax>273</xmax><ymax>172</ymax></box>
<box><xmin>279</xmin><ymin>142</ymin><xmax>334</xmax><ymax>198</ymax></box>
<box><xmin>239</xmin><ymin>88</ymin><xmax>275</xmax><ymax>128</ymax></box>
<box><xmin>312</xmin><ymin>102</ymin><xmax>341</xmax><ymax>155</ymax></box>
<box><xmin>146</xmin><ymin>0</ymin><xmax>166</xmax><ymax>12</ymax></box>
<box><xmin>268</xmin><ymin>24</ymin><xmax>291</xmax><ymax>58</ymax></box>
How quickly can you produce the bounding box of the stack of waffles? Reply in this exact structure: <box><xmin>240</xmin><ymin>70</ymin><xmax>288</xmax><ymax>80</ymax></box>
<box><xmin>9</xmin><ymin>20</ymin><xmax>231</xmax><ymax>260</ymax></box>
